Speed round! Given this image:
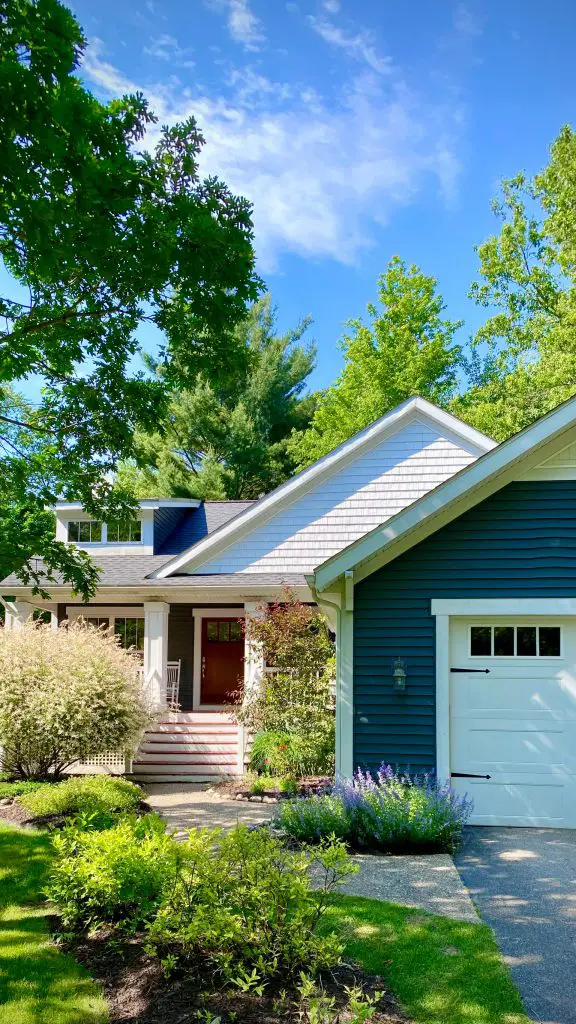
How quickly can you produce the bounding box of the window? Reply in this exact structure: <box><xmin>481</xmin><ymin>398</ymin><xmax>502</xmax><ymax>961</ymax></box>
<box><xmin>107</xmin><ymin>519</ymin><xmax>142</xmax><ymax>543</ymax></box>
<box><xmin>470</xmin><ymin>624</ymin><xmax>561</xmax><ymax>658</ymax></box>
<box><xmin>115</xmin><ymin>616</ymin><xmax>144</xmax><ymax>652</ymax></box>
<box><xmin>206</xmin><ymin>620</ymin><xmax>243</xmax><ymax>642</ymax></box>
<box><xmin>68</xmin><ymin>520</ymin><xmax>102</xmax><ymax>543</ymax></box>
<box><xmin>83</xmin><ymin>616</ymin><xmax>110</xmax><ymax>630</ymax></box>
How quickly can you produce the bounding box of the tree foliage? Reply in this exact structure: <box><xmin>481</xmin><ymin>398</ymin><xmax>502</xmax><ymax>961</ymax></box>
<box><xmin>452</xmin><ymin>126</ymin><xmax>576</xmax><ymax>439</ymax></box>
<box><xmin>290</xmin><ymin>257</ymin><xmax>462</xmax><ymax>467</ymax></box>
<box><xmin>0</xmin><ymin>0</ymin><xmax>259</xmax><ymax>596</ymax></box>
<box><xmin>116</xmin><ymin>295</ymin><xmax>316</xmax><ymax>499</ymax></box>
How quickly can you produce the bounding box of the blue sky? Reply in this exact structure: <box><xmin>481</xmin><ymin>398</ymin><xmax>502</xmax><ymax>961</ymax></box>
<box><xmin>21</xmin><ymin>0</ymin><xmax>576</xmax><ymax>392</ymax></box>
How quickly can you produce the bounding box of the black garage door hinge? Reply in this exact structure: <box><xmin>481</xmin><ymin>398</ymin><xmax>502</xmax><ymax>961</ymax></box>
<box><xmin>451</xmin><ymin>772</ymin><xmax>491</xmax><ymax>780</ymax></box>
<box><xmin>450</xmin><ymin>667</ymin><xmax>490</xmax><ymax>673</ymax></box>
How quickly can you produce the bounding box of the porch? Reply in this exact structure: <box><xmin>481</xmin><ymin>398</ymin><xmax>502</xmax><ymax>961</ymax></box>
<box><xmin>5</xmin><ymin>599</ymin><xmax>266</xmax><ymax>782</ymax></box>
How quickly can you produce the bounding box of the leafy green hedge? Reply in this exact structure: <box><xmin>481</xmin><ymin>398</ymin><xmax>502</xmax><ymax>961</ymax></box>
<box><xmin>20</xmin><ymin>775</ymin><xmax>142</xmax><ymax>818</ymax></box>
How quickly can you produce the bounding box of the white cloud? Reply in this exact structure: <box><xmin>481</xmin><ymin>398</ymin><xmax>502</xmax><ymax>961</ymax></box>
<box><xmin>206</xmin><ymin>0</ymin><xmax>266</xmax><ymax>51</ymax></box>
<box><xmin>453</xmin><ymin>3</ymin><xmax>482</xmax><ymax>38</ymax></box>
<box><xmin>144</xmin><ymin>34</ymin><xmax>195</xmax><ymax>67</ymax></box>
<box><xmin>82</xmin><ymin>39</ymin><xmax>462</xmax><ymax>271</ymax></box>
<box><xmin>308</xmin><ymin>17</ymin><xmax>393</xmax><ymax>75</ymax></box>
<box><xmin>323</xmin><ymin>0</ymin><xmax>340</xmax><ymax>11</ymax></box>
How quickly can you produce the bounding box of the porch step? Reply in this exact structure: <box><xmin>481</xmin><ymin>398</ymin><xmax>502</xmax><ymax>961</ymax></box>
<box><xmin>158</xmin><ymin>712</ymin><xmax>236</xmax><ymax>724</ymax></box>
<box><xmin>134</xmin><ymin>711</ymin><xmax>242</xmax><ymax>778</ymax></box>
<box><xmin>132</xmin><ymin>761</ymin><xmax>236</xmax><ymax>777</ymax></box>
<box><xmin>131</xmin><ymin>772</ymin><xmax>232</xmax><ymax>784</ymax></box>
<box><xmin>150</xmin><ymin>723</ymin><xmax>238</xmax><ymax>735</ymax></box>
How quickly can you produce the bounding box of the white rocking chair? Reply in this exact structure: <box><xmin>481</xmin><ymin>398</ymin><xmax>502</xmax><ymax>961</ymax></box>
<box><xmin>166</xmin><ymin>660</ymin><xmax>181</xmax><ymax>709</ymax></box>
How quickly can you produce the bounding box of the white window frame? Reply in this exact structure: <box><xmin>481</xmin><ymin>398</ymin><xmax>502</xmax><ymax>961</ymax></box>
<box><xmin>192</xmin><ymin>608</ymin><xmax>246</xmax><ymax>711</ymax></box>
<box><xmin>67</xmin><ymin>520</ymin><xmax>103</xmax><ymax>544</ymax></box>
<box><xmin>66</xmin><ymin>606</ymin><xmax>145</xmax><ymax>652</ymax></box>
<box><xmin>469</xmin><ymin>623</ymin><xmax>563</xmax><ymax>660</ymax></box>
<box><xmin>105</xmin><ymin>519</ymin><xmax>143</xmax><ymax>545</ymax></box>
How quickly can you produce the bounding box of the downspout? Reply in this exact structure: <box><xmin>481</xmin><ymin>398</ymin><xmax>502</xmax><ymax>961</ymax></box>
<box><xmin>307</xmin><ymin>574</ymin><xmax>353</xmax><ymax>778</ymax></box>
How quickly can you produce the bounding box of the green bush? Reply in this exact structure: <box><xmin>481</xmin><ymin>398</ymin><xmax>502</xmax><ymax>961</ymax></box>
<box><xmin>47</xmin><ymin>813</ymin><xmax>180</xmax><ymax>929</ymax></box>
<box><xmin>146</xmin><ymin>825</ymin><xmax>355</xmax><ymax>983</ymax></box>
<box><xmin>0</xmin><ymin>778</ymin><xmax>48</xmax><ymax>799</ymax></box>
<box><xmin>237</xmin><ymin>593</ymin><xmax>335</xmax><ymax>776</ymax></box>
<box><xmin>274</xmin><ymin>765</ymin><xmax>473</xmax><ymax>853</ymax></box>
<box><xmin>0</xmin><ymin>620</ymin><xmax>151</xmax><ymax>779</ymax></box>
<box><xmin>20</xmin><ymin>775</ymin><xmax>142</xmax><ymax>819</ymax></box>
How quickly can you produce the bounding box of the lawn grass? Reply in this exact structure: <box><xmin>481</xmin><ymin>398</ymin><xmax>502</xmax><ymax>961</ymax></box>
<box><xmin>0</xmin><ymin>823</ymin><xmax>108</xmax><ymax>1024</ymax></box>
<box><xmin>322</xmin><ymin>895</ymin><xmax>531</xmax><ymax>1024</ymax></box>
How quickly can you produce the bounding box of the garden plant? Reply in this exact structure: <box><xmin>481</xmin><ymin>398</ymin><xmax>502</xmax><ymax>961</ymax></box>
<box><xmin>275</xmin><ymin>764</ymin><xmax>473</xmax><ymax>853</ymax></box>
<box><xmin>0</xmin><ymin>620</ymin><xmax>151</xmax><ymax>779</ymax></box>
<box><xmin>237</xmin><ymin>591</ymin><xmax>335</xmax><ymax>776</ymax></box>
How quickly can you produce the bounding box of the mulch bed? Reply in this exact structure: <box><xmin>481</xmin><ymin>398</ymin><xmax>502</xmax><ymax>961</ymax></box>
<box><xmin>212</xmin><ymin>776</ymin><xmax>332</xmax><ymax>802</ymax></box>
<box><xmin>0</xmin><ymin>798</ymin><xmax>153</xmax><ymax>831</ymax></box>
<box><xmin>64</xmin><ymin>930</ymin><xmax>412</xmax><ymax>1023</ymax></box>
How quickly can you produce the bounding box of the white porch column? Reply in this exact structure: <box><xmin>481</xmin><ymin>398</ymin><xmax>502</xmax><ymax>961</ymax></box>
<box><xmin>336</xmin><ymin>607</ymin><xmax>354</xmax><ymax>779</ymax></box>
<box><xmin>144</xmin><ymin>602</ymin><xmax>169</xmax><ymax>710</ymax></box>
<box><xmin>4</xmin><ymin>601</ymin><xmax>35</xmax><ymax>630</ymax></box>
<box><xmin>243</xmin><ymin>601</ymin><xmax>266</xmax><ymax>695</ymax></box>
<box><xmin>240</xmin><ymin>601</ymin><xmax>266</xmax><ymax>773</ymax></box>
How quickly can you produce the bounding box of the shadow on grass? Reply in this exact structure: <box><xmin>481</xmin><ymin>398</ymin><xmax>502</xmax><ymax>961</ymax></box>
<box><xmin>0</xmin><ymin>824</ymin><xmax>107</xmax><ymax>1024</ymax></box>
<box><xmin>322</xmin><ymin>894</ymin><xmax>531</xmax><ymax>1024</ymax></box>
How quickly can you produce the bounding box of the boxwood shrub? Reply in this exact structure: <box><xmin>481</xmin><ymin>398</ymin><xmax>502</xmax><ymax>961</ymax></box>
<box><xmin>20</xmin><ymin>775</ymin><xmax>142</xmax><ymax>819</ymax></box>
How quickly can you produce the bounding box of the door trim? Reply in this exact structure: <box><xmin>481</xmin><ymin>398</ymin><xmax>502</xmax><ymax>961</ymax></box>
<box><xmin>192</xmin><ymin>608</ymin><xmax>246</xmax><ymax>710</ymax></box>
<box><xmin>431</xmin><ymin>599</ymin><xmax>576</xmax><ymax>787</ymax></box>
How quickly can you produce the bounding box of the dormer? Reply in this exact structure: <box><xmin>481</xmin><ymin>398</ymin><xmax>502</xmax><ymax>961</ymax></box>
<box><xmin>54</xmin><ymin>499</ymin><xmax>201</xmax><ymax>555</ymax></box>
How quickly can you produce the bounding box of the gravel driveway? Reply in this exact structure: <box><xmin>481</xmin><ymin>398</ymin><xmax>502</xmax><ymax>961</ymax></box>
<box><xmin>455</xmin><ymin>827</ymin><xmax>576</xmax><ymax>1024</ymax></box>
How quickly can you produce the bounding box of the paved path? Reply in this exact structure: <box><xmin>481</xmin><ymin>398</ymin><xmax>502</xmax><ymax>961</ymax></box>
<box><xmin>455</xmin><ymin>827</ymin><xmax>576</xmax><ymax>1024</ymax></box>
<box><xmin>145</xmin><ymin>784</ymin><xmax>477</xmax><ymax>921</ymax></box>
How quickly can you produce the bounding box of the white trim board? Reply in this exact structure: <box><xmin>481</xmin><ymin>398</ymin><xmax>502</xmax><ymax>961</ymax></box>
<box><xmin>431</xmin><ymin>599</ymin><xmax>576</xmax><ymax>617</ymax></box>
<box><xmin>192</xmin><ymin>607</ymin><xmax>246</xmax><ymax>711</ymax></box>
<box><xmin>314</xmin><ymin>395</ymin><xmax>576</xmax><ymax>591</ymax></box>
<box><xmin>153</xmin><ymin>397</ymin><xmax>495</xmax><ymax>579</ymax></box>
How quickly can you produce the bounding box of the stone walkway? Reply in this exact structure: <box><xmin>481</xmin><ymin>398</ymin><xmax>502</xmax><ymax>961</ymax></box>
<box><xmin>144</xmin><ymin>784</ymin><xmax>478</xmax><ymax>922</ymax></box>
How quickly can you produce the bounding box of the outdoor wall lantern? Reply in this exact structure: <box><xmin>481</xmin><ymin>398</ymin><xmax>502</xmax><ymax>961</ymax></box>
<box><xmin>392</xmin><ymin>657</ymin><xmax>407</xmax><ymax>692</ymax></box>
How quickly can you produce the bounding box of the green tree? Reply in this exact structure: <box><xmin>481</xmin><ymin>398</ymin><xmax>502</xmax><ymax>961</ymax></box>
<box><xmin>453</xmin><ymin>125</ymin><xmax>576</xmax><ymax>440</ymax></box>
<box><xmin>117</xmin><ymin>295</ymin><xmax>316</xmax><ymax>499</ymax></box>
<box><xmin>0</xmin><ymin>0</ymin><xmax>259</xmax><ymax>597</ymax></box>
<box><xmin>289</xmin><ymin>257</ymin><xmax>462</xmax><ymax>468</ymax></box>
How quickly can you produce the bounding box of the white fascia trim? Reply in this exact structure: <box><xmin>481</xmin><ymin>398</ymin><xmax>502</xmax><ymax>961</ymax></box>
<box><xmin>153</xmin><ymin>397</ymin><xmax>495</xmax><ymax>580</ymax></box>
<box><xmin>54</xmin><ymin>499</ymin><xmax>201</xmax><ymax>511</ymax></box>
<box><xmin>12</xmin><ymin>584</ymin><xmax>314</xmax><ymax>604</ymax></box>
<box><xmin>314</xmin><ymin>395</ymin><xmax>576</xmax><ymax>591</ymax></box>
<box><xmin>431</xmin><ymin>598</ymin><xmax>576</xmax><ymax>617</ymax></box>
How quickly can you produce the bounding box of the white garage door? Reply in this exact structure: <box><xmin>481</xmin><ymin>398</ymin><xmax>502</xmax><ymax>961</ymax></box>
<box><xmin>450</xmin><ymin>617</ymin><xmax>576</xmax><ymax>827</ymax></box>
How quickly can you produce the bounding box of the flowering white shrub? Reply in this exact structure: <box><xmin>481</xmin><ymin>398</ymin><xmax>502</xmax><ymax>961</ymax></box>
<box><xmin>0</xmin><ymin>620</ymin><xmax>152</xmax><ymax>779</ymax></box>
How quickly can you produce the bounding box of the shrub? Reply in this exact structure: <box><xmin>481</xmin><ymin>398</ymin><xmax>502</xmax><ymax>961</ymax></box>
<box><xmin>237</xmin><ymin>591</ymin><xmax>335</xmax><ymax>776</ymax></box>
<box><xmin>20</xmin><ymin>775</ymin><xmax>142</xmax><ymax>819</ymax></box>
<box><xmin>278</xmin><ymin>775</ymin><xmax>299</xmax><ymax>797</ymax></box>
<box><xmin>0</xmin><ymin>620</ymin><xmax>151</xmax><ymax>779</ymax></box>
<box><xmin>275</xmin><ymin>764</ymin><xmax>473</xmax><ymax>853</ymax></box>
<box><xmin>146</xmin><ymin>825</ymin><xmax>355</xmax><ymax>983</ymax></box>
<box><xmin>0</xmin><ymin>778</ymin><xmax>48</xmax><ymax>799</ymax></box>
<box><xmin>47</xmin><ymin>813</ymin><xmax>180</xmax><ymax>930</ymax></box>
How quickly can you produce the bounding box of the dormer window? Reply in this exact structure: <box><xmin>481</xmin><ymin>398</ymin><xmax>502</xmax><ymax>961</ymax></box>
<box><xmin>68</xmin><ymin>521</ymin><xmax>102</xmax><ymax>543</ymax></box>
<box><xmin>107</xmin><ymin>520</ymin><xmax>142</xmax><ymax>543</ymax></box>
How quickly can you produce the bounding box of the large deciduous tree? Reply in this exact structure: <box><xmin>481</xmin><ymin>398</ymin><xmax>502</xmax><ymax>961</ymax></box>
<box><xmin>289</xmin><ymin>256</ymin><xmax>462</xmax><ymax>468</ymax></box>
<box><xmin>0</xmin><ymin>0</ymin><xmax>259</xmax><ymax>597</ymax></box>
<box><xmin>116</xmin><ymin>295</ymin><xmax>316</xmax><ymax>500</ymax></box>
<box><xmin>452</xmin><ymin>125</ymin><xmax>576</xmax><ymax>440</ymax></box>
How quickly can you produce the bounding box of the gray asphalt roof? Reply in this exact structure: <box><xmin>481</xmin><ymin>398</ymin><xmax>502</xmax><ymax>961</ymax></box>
<box><xmin>0</xmin><ymin>500</ymin><xmax>281</xmax><ymax>591</ymax></box>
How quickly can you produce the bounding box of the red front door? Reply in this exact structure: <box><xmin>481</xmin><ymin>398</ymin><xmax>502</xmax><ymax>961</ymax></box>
<box><xmin>201</xmin><ymin>618</ymin><xmax>244</xmax><ymax>705</ymax></box>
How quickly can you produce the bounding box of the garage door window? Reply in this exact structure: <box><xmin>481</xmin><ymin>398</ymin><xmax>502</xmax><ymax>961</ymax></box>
<box><xmin>470</xmin><ymin>625</ymin><xmax>561</xmax><ymax>658</ymax></box>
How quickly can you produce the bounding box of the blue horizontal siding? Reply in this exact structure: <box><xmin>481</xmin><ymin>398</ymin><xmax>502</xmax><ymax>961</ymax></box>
<box><xmin>353</xmin><ymin>480</ymin><xmax>576</xmax><ymax>773</ymax></box>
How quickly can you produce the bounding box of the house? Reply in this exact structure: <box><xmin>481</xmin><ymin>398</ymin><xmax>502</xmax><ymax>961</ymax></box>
<box><xmin>5</xmin><ymin>393</ymin><xmax>576</xmax><ymax>828</ymax></box>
